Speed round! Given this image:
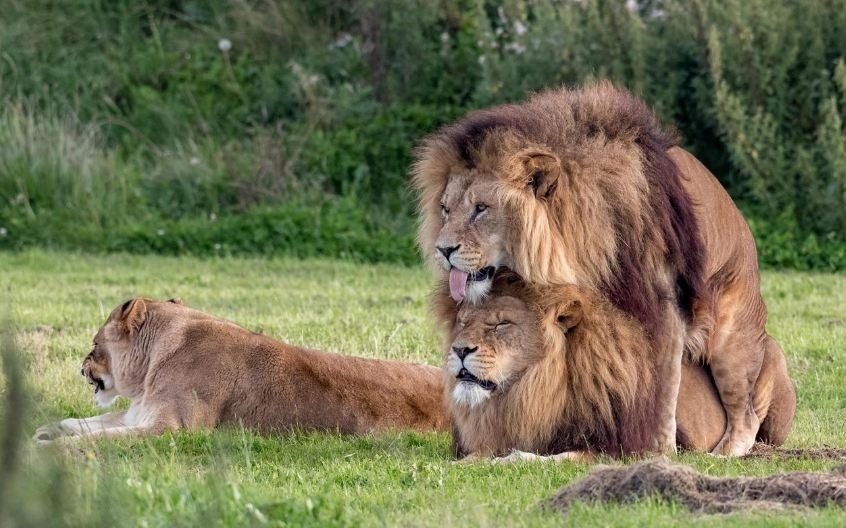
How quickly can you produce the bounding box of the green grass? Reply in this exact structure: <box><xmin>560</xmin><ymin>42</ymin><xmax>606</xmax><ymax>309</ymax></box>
<box><xmin>2</xmin><ymin>250</ymin><xmax>846</xmax><ymax>526</ymax></box>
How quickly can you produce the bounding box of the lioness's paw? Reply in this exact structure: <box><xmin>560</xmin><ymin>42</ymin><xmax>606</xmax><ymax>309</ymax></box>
<box><xmin>33</xmin><ymin>423</ymin><xmax>65</xmax><ymax>444</ymax></box>
<box><xmin>33</xmin><ymin>421</ymin><xmax>83</xmax><ymax>444</ymax></box>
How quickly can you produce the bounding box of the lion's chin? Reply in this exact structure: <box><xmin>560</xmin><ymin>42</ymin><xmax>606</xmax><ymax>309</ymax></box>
<box><xmin>452</xmin><ymin>382</ymin><xmax>492</xmax><ymax>408</ymax></box>
<box><xmin>444</xmin><ymin>266</ymin><xmax>496</xmax><ymax>303</ymax></box>
<box><xmin>463</xmin><ymin>276</ymin><xmax>494</xmax><ymax>304</ymax></box>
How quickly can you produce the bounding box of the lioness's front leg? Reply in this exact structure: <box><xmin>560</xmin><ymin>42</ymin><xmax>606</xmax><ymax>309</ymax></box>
<box><xmin>34</xmin><ymin>411</ymin><xmax>128</xmax><ymax>444</ymax></box>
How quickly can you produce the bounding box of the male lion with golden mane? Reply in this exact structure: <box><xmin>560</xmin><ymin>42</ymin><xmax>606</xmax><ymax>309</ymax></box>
<box><xmin>34</xmin><ymin>298</ymin><xmax>448</xmax><ymax>443</ymax></box>
<box><xmin>413</xmin><ymin>81</ymin><xmax>789</xmax><ymax>455</ymax></box>
<box><xmin>434</xmin><ymin>273</ymin><xmax>795</xmax><ymax>461</ymax></box>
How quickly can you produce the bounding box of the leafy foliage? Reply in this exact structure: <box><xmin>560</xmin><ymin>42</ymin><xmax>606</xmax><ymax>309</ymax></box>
<box><xmin>1</xmin><ymin>0</ymin><xmax>845</xmax><ymax>268</ymax></box>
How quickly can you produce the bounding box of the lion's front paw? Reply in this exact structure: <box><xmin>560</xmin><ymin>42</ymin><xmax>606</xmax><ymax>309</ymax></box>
<box><xmin>493</xmin><ymin>450</ymin><xmax>541</xmax><ymax>464</ymax></box>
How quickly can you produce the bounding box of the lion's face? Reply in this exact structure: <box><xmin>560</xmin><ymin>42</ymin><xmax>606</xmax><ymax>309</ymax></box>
<box><xmin>446</xmin><ymin>293</ymin><xmax>545</xmax><ymax>407</ymax></box>
<box><xmin>435</xmin><ymin>175</ymin><xmax>512</xmax><ymax>303</ymax></box>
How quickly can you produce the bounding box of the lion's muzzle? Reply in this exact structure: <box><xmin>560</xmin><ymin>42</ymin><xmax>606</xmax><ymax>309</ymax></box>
<box><xmin>456</xmin><ymin>367</ymin><xmax>497</xmax><ymax>391</ymax></box>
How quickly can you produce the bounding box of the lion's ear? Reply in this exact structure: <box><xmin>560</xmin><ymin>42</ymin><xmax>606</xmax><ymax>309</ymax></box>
<box><xmin>167</xmin><ymin>297</ymin><xmax>184</xmax><ymax>305</ymax></box>
<box><xmin>119</xmin><ymin>298</ymin><xmax>147</xmax><ymax>335</ymax></box>
<box><xmin>508</xmin><ymin>148</ymin><xmax>562</xmax><ymax>200</ymax></box>
<box><xmin>554</xmin><ymin>299</ymin><xmax>583</xmax><ymax>331</ymax></box>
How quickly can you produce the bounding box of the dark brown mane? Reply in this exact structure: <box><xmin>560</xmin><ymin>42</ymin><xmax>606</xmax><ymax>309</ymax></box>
<box><xmin>530</xmin><ymin>284</ymin><xmax>663</xmax><ymax>458</ymax></box>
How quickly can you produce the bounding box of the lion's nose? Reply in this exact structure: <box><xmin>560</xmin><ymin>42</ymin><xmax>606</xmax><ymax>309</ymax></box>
<box><xmin>452</xmin><ymin>345</ymin><xmax>478</xmax><ymax>360</ymax></box>
<box><xmin>438</xmin><ymin>244</ymin><xmax>460</xmax><ymax>260</ymax></box>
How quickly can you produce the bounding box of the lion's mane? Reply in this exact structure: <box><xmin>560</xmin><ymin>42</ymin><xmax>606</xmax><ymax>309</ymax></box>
<box><xmin>435</xmin><ymin>276</ymin><xmax>661</xmax><ymax>458</ymax></box>
<box><xmin>414</xmin><ymin>81</ymin><xmax>708</xmax><ymax>345</ymax></box>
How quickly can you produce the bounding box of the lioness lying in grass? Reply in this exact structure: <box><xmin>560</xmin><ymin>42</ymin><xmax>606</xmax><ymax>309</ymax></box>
<box><xmin>34</xmin><ymin>298</ymin><xmax>448</xmax><ymax>443</ymax></box>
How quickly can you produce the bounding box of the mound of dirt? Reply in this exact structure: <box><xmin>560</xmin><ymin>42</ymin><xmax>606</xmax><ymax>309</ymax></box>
<box><xmin>546</xmin><ymin>456</ymin><xmax>846</xmax><ymax>514</ymax></box>
<box><xmin>744</xmin><ymin>444</ymin><xmax>846</xmax><ymax>461</ymax></box>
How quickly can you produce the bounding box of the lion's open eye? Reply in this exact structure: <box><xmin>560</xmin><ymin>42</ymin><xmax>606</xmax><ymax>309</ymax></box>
<box><xmin>440</xmin><ymin>203</ymin><xmax>450</xmax><ymax>218</ymax></box>
<box><xmin>470</xmin><ymin>202</ymin><xmax>488</xmax><ymax>222</ymax></box>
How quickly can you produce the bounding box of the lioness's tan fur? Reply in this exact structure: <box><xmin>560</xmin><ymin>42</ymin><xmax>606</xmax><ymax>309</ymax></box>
<box><xmin>436</xmin><ymin>274</ymin><xmax>794</xmax><ymax>460</ymax></box>
<box><xmin>413</xmin><ymin>81</ymin><xmax>792</xmax><ymax>455</ymax></box>
<box><xmin>34</xmin><ymin>298</ymin><xmax>448</xmax><ymax>442</ymax></box>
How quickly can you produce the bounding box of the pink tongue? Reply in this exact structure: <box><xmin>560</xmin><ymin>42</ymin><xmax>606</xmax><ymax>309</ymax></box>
<box><xmin>449</xmin><ymin>269</ymin><xmax>469</xmax><ymax>302</ymax></box>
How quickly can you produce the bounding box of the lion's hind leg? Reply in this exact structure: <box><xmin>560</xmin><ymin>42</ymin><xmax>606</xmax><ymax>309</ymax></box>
<box><xmin>707</xmin><ymin>288</ymin><xmax>766</xmax><ymax>456</ymax></box>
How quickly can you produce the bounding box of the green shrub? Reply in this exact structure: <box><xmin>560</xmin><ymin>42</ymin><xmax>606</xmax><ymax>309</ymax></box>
<box><xmin>1</xmin><ymin>0</ymin><xmax>845</xmax><ymax>269</ymax></box>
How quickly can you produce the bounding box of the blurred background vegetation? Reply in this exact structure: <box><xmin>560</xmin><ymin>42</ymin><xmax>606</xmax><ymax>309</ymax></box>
<box><xmin>1</xmin><ymin>0</ymin><xmax>845</xmax><ymax>269</ymax></box>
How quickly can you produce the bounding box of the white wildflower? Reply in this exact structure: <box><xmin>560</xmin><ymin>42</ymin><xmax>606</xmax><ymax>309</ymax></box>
<box><xmin>440</xmin><ymin>31</ymin><xmax>450</xmax><ymax>43</ymax></box>
<box><xmin>157</xmin><ymin>229</ymin><xmax>165</xmax><ymax>236</ymax></box>
<box><xmin>189</xmin><ymin>156</ymin><xmax>200</xmax><ymax>166</ymax></box>
<box><xmin>0</xmin><ymin>227</ymin><xmax>7</xmax><ymax>237</ymax></box>
<box><xmin>514</xmin><ymin>20</ymin><xmax>527</xmax><ymax>36</ymax></box>
<box><xmin>331</xmin><ymin>33</ymin><xmax>353</xmax><ymax>49</ymax></box>
<box><xmin>218</xmin><ymin>38</ymin><xmax>232</xmax><ymax>52</ymax></box>
<box><xmin>504</xmin><ymin>42</ymin><xmax>526</xmax><ymax>54</ymax></box>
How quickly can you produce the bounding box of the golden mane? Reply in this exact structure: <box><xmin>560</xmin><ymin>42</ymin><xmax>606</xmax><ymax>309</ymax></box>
<box><xmin>436</xmin><ymin>274</ymin><xmax>660</xmax><ymax>458</ymax></box>
<box><xmin>416</xmin><ymin>81</ymin><xmax>794</xmax><ymax>456</ymax></box>
<box><xmin>413</xmin><ymin>81</ymin><xmax>705</xmax><ymax>341</ymax></box>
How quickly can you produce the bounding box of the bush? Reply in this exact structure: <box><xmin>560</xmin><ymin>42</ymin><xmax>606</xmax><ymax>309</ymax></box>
<box><xmin>1</xmin><ymin>0</ymin><xmax>845</xmax><ymax>269</ymax></box>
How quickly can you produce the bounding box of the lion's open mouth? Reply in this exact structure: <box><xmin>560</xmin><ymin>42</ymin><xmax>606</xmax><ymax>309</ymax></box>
<box><xmin>449</xmin><ymin>266</ymin><xmax>496</xmax><ymax>302</ymax></box>
<box><xmin>456</xmin><ymin>367</ymin><xmax>497</xmax><ymax>391</ymax></box>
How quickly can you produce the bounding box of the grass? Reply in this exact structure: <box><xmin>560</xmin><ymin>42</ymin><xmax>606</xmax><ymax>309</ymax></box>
<box><xmin>2</xmin><ymin>250</ymin><xmax>846</xmax><ymax>526</ymax></box>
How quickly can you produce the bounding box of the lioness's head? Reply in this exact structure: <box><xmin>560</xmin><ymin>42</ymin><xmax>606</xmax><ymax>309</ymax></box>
<box><xmin>444</xmin><ymin>273</ymin><xmax>582</xmax><ymax>408</ymax></box>
<box><xmin>83</xmin><ymin>297</ymin><xmax>183</xmax><ymax>407</ymax></box>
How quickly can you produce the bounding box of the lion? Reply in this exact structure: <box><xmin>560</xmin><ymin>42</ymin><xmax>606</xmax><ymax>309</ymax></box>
<box><xmin>412</xmin><ymin>81</ymin><xmax>789</xmax><ymax>455</ymax></box>
<box><xmin>34</xmin><ymin>298</ymin><xmax>448</xmax><ymax>443</ymax></box>
<box><xmin>434</xmin><ymin>273</ymin><xmax>795</xmax><ymax>461</ymax></box>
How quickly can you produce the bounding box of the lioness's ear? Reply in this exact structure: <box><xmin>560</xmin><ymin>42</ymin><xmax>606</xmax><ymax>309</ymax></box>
<box><xmin>507</xmin><ymin>148</ymin><xmax>562</xmax><ymax>199</ymax></box>
<box><xmin>119</xmin><ymin>298</ymin><xmax>147</xmax><ymax>335</ymax></box>
<box><xmin>554</xmin><ymin>299</ymin><xmax>583</xmax><ymax>331</ymax></box>
<box><xmin>167</xmin><ymin>297</ymin><xmax>184</xmax><ymax>305</ymax></box>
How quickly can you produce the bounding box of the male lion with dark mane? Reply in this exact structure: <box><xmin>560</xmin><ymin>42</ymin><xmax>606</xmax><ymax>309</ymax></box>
<box><xmin>413</xmin><ymin>81</ymin><xmax>790</xmax><ymax>455</ymax></box>
<box><xmin>34</xmin><ymin>298</ymin><xmax>448</xmax><ymax>443</ymax></box>
<box><xmin>434</xmin><ymin>272</ymin><xmax>795</xmax><ymax>461</ymax></box>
